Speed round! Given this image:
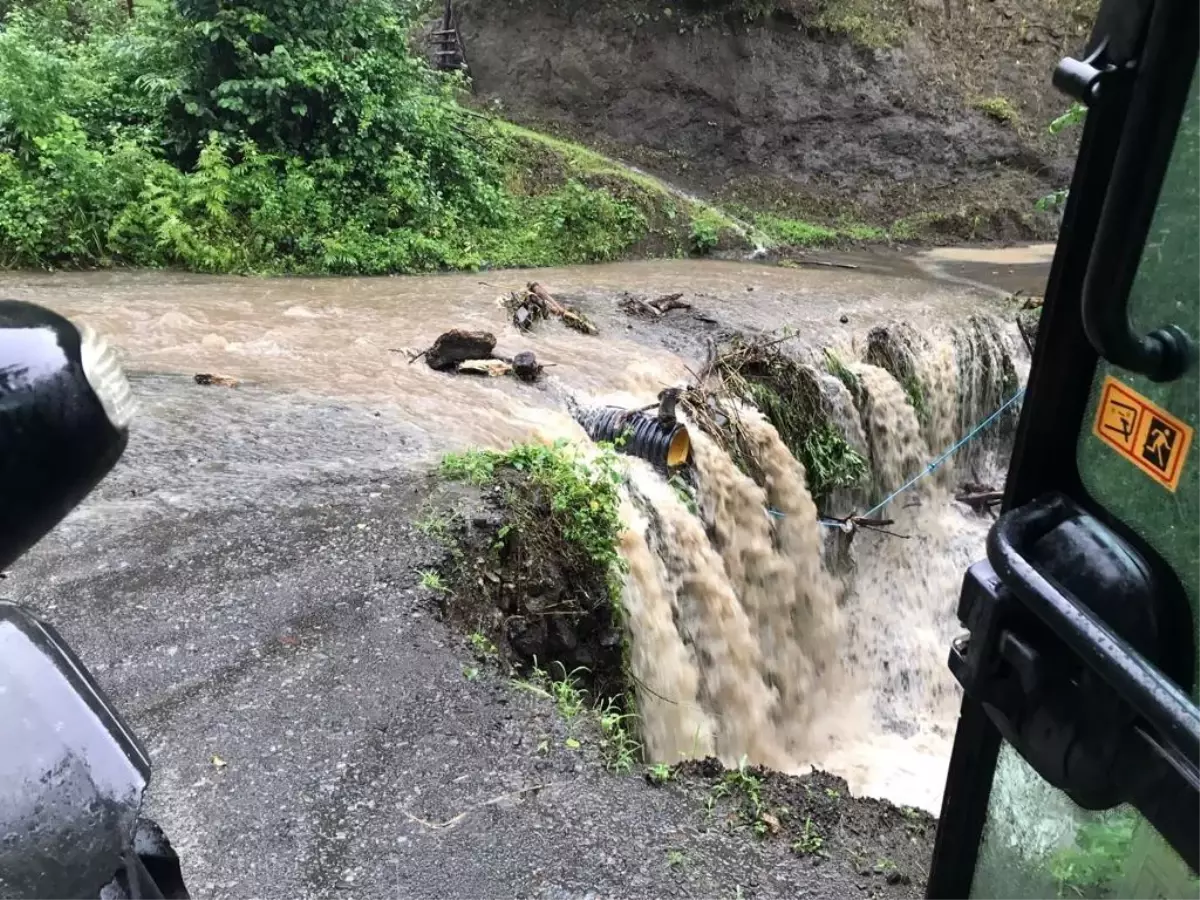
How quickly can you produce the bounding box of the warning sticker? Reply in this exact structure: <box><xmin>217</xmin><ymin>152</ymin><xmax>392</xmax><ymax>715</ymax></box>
<box><xmin>1093</xmin><ymin>376</ymin><xmax>1193</xmax><ymax>491</ymax></box>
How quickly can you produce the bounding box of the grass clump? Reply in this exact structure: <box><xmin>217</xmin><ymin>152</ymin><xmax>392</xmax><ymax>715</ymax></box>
<box><xmin>441</xmin><ymin>441</ymin><xmax>625</xmax><ymax>573</ymax></box>
<box><xmin>647</xmin><ymin>762</ymin><xmax>675</xmax><ymax>785</ymax></box>
<box><xmin>419</xmin><ymin>570</ymin><xmax>448</xmax><ymax>592</ymax></box>
<box><xmin>811</xmin><ymin>0</ymin><xmax>908</xmax><ymax>48</ymax></box>
<box><xmin>792</xmin><ymin>817</ymin><xmax>825</xmax><ymax>855</ymax></box>
<box><xmin>514</xmin><ymin>661</ymin><xmax>643</xmax><ymax>773</ymax></box>
<box><xmin>706</xmin><ymin>757</ymin><xmax>789</xmax><ymax>838</ymax></box>
<box><xmin>689</xmin><ymin>207</ymin><xmax>727</xmax><ymax>255</ymax></box>
<box><xmin>973</xmin><ymin>96</ymin><xmax>1020</xmax><ymax>126</ymax></box>
<box><xmin>755</xmin><ymin>213</ymin><xmax>839</xmax><ymax>247</ymax></box>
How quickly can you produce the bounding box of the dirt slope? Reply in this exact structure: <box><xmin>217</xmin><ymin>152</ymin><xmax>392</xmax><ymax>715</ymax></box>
<box><xmin>458</xmin><ymin>0</ymin><xmax>1098</xmax><ymax>239</ymax></box>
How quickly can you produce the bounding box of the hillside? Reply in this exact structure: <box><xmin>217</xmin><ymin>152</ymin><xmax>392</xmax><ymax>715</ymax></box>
<box><xmin>458</xmin><ymin>0</ymin><xmax>1098</xmax><ymax>241</ymax></box>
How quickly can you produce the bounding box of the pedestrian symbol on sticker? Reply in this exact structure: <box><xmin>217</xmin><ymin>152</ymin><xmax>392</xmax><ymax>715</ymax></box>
<box><xmin>1093</xmin><ymin>376</ymin><xmax>1193</xmax><ymax>491</ymax></box>
<box><xmin>1141</xmin><ymin>416</ymin><xmax>1179</xmax><ymax>474</ymax></box>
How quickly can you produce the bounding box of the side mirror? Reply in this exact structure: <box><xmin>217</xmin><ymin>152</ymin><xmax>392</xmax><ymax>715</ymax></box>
<box><xmin>0</xmin><ymin>299</ymin><xmax>134</xmax><ymax>570</ymax></box>
<box><xmin>0</xmin><ymin>600</ymin><xmax>152</xmax><ymax>898</ymax></box>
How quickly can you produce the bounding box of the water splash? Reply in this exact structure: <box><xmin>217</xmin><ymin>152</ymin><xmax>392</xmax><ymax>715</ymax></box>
<box><xmin>619</xmin><ymin>320</ymin><xmax>1019</xmax><ymax>811</ymax></box>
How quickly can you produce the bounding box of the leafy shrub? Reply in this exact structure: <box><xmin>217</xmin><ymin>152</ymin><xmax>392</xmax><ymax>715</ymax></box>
<box><xmin>0</xmin><ymin>0</ymin><xmax>656</xmax><ymax>273</ymax></box>
<box><xmin>689</xmin><ymin>208</ymin><xmax>724</xmax><ymax>254</ymax></box>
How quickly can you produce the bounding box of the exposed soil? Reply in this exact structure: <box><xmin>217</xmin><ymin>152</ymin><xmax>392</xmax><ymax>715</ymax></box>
<box><xmin>671</xmin><ymin>760</ymin><xmax>938</xmax><ymax>898</ymax></box>
<box><xmin>432</xmin><ymin>473</ymin><xmax>627</xmax><ymax>700</ymax></box>
<box><xmin>458</xmin><ymin>0</ymin><xmax>1097</xmax><ymax>238</ymax></box>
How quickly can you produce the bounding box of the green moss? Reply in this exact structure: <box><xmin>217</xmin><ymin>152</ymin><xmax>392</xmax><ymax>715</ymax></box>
<box><xmin>811</xmin><ymin>0</ymin><xmax>908</xmax><ymax>48</ymax></box>
<box><xmin>973</xmin><ymin>96</ymin><xmax>1020</xmax><ymax>126</ymax></box>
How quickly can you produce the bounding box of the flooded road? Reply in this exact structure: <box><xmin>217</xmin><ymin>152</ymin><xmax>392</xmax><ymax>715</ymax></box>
<box><xmin>0</xmin><ymin>251</ymin><xmax>1048</xmax><ymax>454</ymax></box>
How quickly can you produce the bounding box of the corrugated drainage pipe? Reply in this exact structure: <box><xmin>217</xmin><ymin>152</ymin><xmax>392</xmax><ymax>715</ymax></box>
<box><xmin>576</xmin><ymin>407</ymin><xmax>691</xmax><ymax>468</ymax></box>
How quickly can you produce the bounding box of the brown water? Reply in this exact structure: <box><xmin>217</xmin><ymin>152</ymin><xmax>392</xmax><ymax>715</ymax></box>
<box><xmin>0</xmin><ymin>258</ymin><xmax>1026</xmax><ymax>811</ymax></box>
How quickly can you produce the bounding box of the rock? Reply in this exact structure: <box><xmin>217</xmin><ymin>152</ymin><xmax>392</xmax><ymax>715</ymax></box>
<box><xmin>425</xmin><ymin>330</ymin><xmax>497</xmax><ymax>371</ymax></box>
<box><xmin>194</xmin><ymin>373</ymin><xmax>240</xmax><ymax>388</ymax></box>
<box><xmin>512</xmin><ymin>350</ymin><xmax>542</xmax><ymax>382</ymax></box>
<box><xmin>839</xmin><ymin>314</ymin><xmax>850</xmax><ymax>324</ymax></box>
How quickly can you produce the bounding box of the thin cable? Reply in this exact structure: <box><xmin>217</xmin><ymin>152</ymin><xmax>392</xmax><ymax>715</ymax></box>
<box><xmin>858</xmin><ymin>387</ymin><xmax>1026</xmax><ymax>520</ymax></box>
<box><xmin>795</xmin><ymin>386</ymin><xmax>1026</xmax><ymax>527</ymax></box>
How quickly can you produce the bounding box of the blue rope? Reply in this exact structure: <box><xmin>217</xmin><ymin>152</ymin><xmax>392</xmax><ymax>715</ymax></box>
<box><xmin>765</xmin><ymin>387</ymin><xmax>1025</xmax><ymax>525</ymax></box>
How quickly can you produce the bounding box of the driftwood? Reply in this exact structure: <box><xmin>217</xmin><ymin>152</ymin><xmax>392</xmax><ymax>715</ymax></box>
<box><xmin>528</xmin><ymin>282</ymin><xmax>597</xmax><ymax>334</ymax></box>
<box><xmin>956</xmin><ymin>489</ymin><xmax>1003</xmax><ymax>515</ymax></box>
<box><xmin>826</xmin><ymin>513</ymin><xmax>909</xmax><ymax>540</ymax></box>
<box><xmin>457</xmin><ymin>359</ymin><xmax>512</xmax><ymax>377</ymax></box>
<box><xmin>503</xmin><ymin>284</ymin><xmax>597</xmax><ymax>334</ymax></box>
<box><xmin>421</xmin><ymin>330</ymin><xmax>497</xmax><ymax>371</ymax></box>
<box><xmin>620</xmin><ymin>292</ymin><xmax>693</xmax><ymax>318</ymax></box>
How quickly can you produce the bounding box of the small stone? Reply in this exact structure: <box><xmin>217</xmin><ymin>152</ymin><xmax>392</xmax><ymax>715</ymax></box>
<box><xmin>840</xmin><ymin>314</ymin><xmax>850</xmax><ymax>324</ymax></box>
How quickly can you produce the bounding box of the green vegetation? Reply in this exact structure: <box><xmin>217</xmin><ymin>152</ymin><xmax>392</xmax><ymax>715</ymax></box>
<box><xmin>647</xmin><ymin>762</ymin><xmax>675</xmax><ymax>785</ymax></box>
<box><xmin>973</xmin><ymin>96</ymin><xmax>1020</xmax><ymax>126</ymax></box>
<box><xmin>811</xmin><ymin>0</ymin><xmax>908</xmax><ymax>48</ymax></box>
<box><xmin>689</xmin><ymin>207</ymin><xmax>726</xmax><ymax>254</ymax></box>
<box><xmin>0</xmin><ymin>0</ymin><xmax>741</xmax><ymax>272</ymax></box>
<box><xmin>754</xmin><ymin>213</ymin><xmax>885</xmax><ymax>248</ymax></box>
<box><xmin>707</xmin><ymin>756</ymin><xmax>787</xmax><ymax>837</ymax></box>
<box><xmin>1038</xmin><ymin>103</ymin><xmax>1088</xmax><ymax>211</ymax></box>
<box><xmin>597</xmin><ymin>697</ymin><xmax>641</xmax><ymax>774</ymax></box>
<box><xmin>419</xmin><ymin>570</ymin><xmax>448</xmax><ymax>592</ymax></box>
<box><xmin>695</xmin><ymin>336</ymin><xmax>868</xmax><ymax>509</ymax></box>
<box><xmin>514</xmin><ymin>661</ymin><xmax>643</xmax><ymax>773</ymax></box>
<box><xmin>1049</xmin><ymin>103</ymin><xmax>1087</xmax><ymax>135</ymax></box>
<box><xmin>1050</xmin><ymin>815</ymin><xmax>1135</xmax><ymax>899</ymax></box>
<box><xmin>468</xmin><ymin>631</ymin><xmax>498</xmax><ymax>657</ymax></box>
<box><xmin>440</xmin><ymin>442</ymin><xmax>626</xmax><ymax>576</ymax></box>
<box><xmin>802</xmin><ymin>423</ymin><xmax>869</xmax><ymax>498</ymax></box>
<box><xmin>823</xmin><ymin>349</ymin><xmax>863</xmax><ymax>402</ymax></box>
<box><xmin>666</xmin><ymin>849</ymin><xmax>689</xmax><ymax>869</ymax></box>
<box><xmin>901</xmin><ymin>374</ymin><xmax>930</xmax><ymax>428</ymax></box>
<box><xmin>792</xmin><ymin>816</ymin><xmax>825</xmax><ymax>855</ymax></box>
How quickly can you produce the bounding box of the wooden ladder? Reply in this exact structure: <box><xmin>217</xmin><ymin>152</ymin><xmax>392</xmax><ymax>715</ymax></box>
<box><xmin>430</xmin><ymin>0</ymin><xmax>468</xmax><ymax>73</ymax></box>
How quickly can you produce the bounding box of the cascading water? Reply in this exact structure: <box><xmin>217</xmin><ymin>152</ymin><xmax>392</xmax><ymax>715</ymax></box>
<box><xmin>613</xmin><ymin>316</ymin><xmax>1022</xmax><ymax>812</ymax></box>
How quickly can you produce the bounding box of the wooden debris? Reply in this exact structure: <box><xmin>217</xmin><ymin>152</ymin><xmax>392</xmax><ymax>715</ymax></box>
<box><xmin>512</xmin><ymin>350</ymin><xmax>542</xmax><ymax>383</ymax></box>
<box><xmin>457</xmin><ymin>359</ymin><xmax>512</xmax><ymax>377</ymax></box>
<box><xmin>527</xmin><ymin>282</ymin><xmax>597</xmax><ymax>334</ymax></box>
<box><xmin>423</xmin><ymin>330</ymin><xmax>497</xmax><ymax>371</ymax></box>
<box><xmin>1013</xmin><ymin>290</ymin><xmax>1045</xmax><ymax>310</ymax></box>
<box><xmin>826</xmin><ymin>513</ymin><xmax>909</xmax><ymax>539</ymax></box>
<box><xmin>620</xmin><ymin>292</ymin><xmax>693</xmax><ymax>318</ymax></box>
<box><xmin>956</xmin><ymin>488</ymin><xmax>1003</xmax><ymax>515</ymax></box>
<box><xmin>194</xmin><ymin>373</ymin><xmax>240</xmax><ymax>388</ymax></box>
<box><xmin>502</xmin><ymin>283</ymin><xmax>596</xmax><ymax>334</ymax></box>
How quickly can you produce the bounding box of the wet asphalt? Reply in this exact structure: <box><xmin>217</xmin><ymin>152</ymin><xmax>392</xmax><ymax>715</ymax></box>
<box><xmin>6</xmin><ymin>374</ymin><xmax>874</xmax><ymax>900</ymax></box>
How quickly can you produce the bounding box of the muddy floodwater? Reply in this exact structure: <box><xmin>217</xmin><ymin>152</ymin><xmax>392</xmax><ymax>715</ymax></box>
<box><xmin>0</xmin><ymin>248</ymin><xmax>1048</xmax><ymax>454</ymax></box>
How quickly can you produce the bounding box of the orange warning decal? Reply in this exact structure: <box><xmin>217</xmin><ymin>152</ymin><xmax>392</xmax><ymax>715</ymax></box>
<box><xmin>1093</xmin><ymin>375</ymin><xmax>1193</xmax><ymax>491</ymax></box>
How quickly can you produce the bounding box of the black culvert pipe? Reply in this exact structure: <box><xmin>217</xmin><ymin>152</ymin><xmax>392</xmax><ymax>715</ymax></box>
<box><xmin>576</xmin><ymin>407</ymin><xmax>691</xmax><ymax>468</ymax></box>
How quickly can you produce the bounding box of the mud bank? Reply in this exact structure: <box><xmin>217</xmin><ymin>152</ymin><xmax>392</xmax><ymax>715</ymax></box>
<box><xmin>459</xmin><ymin>0</ymin><xmax>1093</xmax><ymax>237</ymax></box>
